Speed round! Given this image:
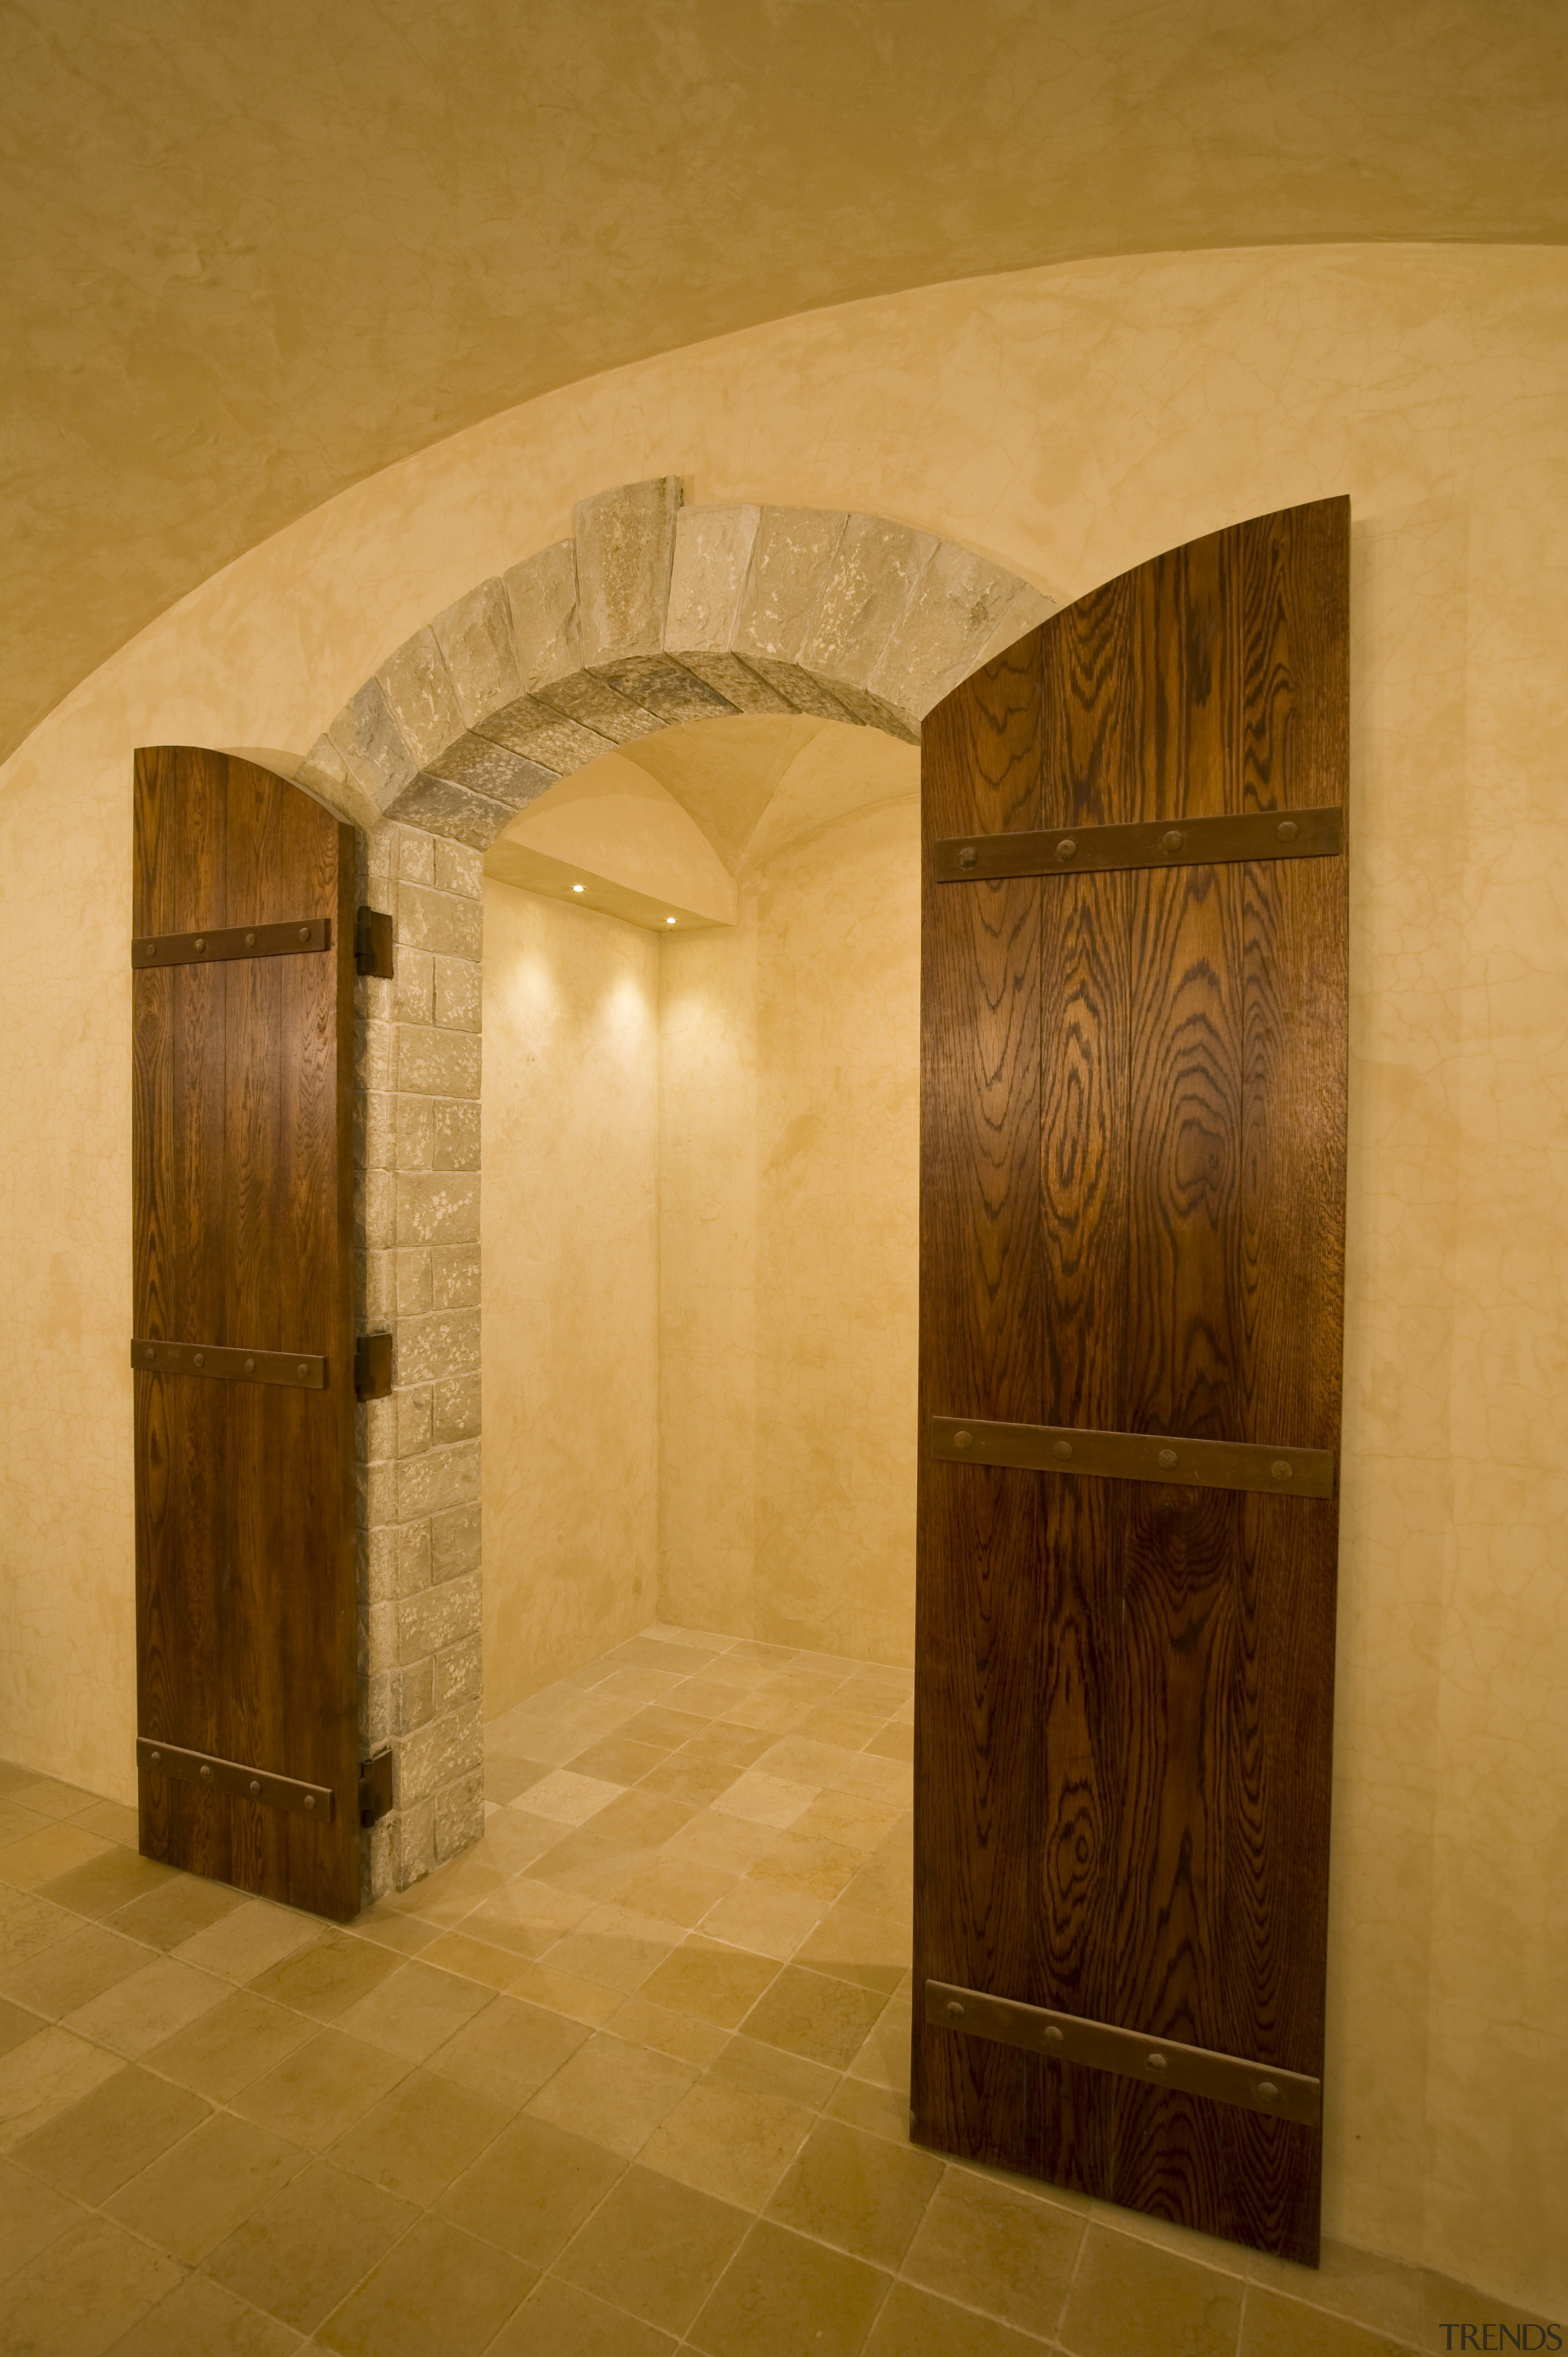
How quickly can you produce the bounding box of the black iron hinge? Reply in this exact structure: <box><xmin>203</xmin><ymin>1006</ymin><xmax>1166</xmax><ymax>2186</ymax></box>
<box><xmin>354</xmin><ymin>906</ymin><xmax>394</xmax><ymax>978</ymax></box>
<box><xmin>354</xmin><ymin>1333</ymin><xmax>393</xmax><ymax>1401</ymax></box>
<box><xmin>359</xmin><ymin>1750</ymin><xmax>394</xmax><ymax>1828</ymax></box>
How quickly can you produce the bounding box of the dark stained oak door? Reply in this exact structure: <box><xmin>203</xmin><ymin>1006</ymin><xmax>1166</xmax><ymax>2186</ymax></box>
<box><xmin>911</xmin><ymin>501</ymin><xmax>1349</xmax><ymax>2263</ymax></box>
<box><xmin>132</xmin><ymin>746</ymin><xmax>360</xmax><ymax>1921</ymax></box>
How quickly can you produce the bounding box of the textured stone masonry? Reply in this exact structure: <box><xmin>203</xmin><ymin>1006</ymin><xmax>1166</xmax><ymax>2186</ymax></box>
<box><xmin>312</xmin><ymin>479</ymin><xmax>1054</xmax><ymax>1900</ymax></box>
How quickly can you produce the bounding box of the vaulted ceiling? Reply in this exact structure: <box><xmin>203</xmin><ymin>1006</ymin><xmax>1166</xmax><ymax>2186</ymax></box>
<box><xmin>5</xmin><ymin>0</ymin><xmax>1565</xmax><ymax>763</ymax></box>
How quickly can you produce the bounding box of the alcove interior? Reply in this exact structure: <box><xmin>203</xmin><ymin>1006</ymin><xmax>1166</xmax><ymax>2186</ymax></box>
<box><xmin>479</xmin><ymin>714</ymin><xmax>922</xmax><ymax>1718</ymax></box>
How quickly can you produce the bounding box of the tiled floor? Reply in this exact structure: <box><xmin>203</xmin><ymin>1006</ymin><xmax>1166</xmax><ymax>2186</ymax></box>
<box><xmin>0</xmin><ymin>1624</ymin><xmax>1548</xmax><ymax>2356</ymax></box>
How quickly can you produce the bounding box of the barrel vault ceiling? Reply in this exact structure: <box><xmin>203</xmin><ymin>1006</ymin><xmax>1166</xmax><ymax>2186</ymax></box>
<box><xmin>4</xmin><ymin>0</ymin><xmax>1566</xmax><ymax>765</ymax></box>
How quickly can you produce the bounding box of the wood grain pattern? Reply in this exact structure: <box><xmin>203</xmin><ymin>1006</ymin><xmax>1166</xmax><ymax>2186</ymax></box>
<box><xmin>133</xmin><ymin>746</ymin><xmax>359</xmax><ymax>1920</ymax></box>
<box><xmin>913</xmin><ymin>500</ymin><xmax>1349</xmax><ymax>2264</ymax></box>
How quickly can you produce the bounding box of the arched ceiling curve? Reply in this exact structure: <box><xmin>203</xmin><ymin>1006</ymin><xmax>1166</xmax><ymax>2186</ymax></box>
<box><xmin>4</xmin><ymin>0</ymin><xmax>1565</xmax><ymax>766</ymax></box>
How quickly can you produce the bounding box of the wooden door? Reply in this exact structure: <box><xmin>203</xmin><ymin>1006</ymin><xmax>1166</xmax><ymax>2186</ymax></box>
<box><xmin>132</xmin><ymin>746</ymin><xmax>360</xmax><ymax>1921</ymax></box>
<box><xmin>911</xmin><ymin>499</ymin><xmax>1348</xmax><ymax>2263</ymax></box>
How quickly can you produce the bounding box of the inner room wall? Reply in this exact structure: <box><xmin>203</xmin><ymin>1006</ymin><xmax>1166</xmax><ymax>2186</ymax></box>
<box><xmin>659</xmin><ymin>724</ymin><xmax>922</xmax><ymax>1660</ymax></box>
<box><xmin>481</xmin><ymin>879</ymin><xmax>660</xmax><ymax>1713</ymax></box>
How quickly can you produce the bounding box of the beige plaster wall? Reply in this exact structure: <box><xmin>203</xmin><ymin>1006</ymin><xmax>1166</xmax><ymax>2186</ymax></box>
<box><xmin>0</xmin><ymin>243</ymin><xmax>1564</xmax><ymax>2306</ymax></box>
<box><xmin>481</xmin><ymin>880</ymin><xmax>659</xmax><ymax>1714</ymax></box>
<box><xmin>659</xmin><ymin>727</ymin><xmax>921</xmax><ymax>1664</ymax></box>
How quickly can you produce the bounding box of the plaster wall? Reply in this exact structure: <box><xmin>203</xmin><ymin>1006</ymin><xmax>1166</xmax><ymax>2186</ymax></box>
<box><xmin>0</xmin><ymin>244</ymin><xmax>1564</xmax><ymax>2307</ymax></box>
<box><xmin>481</xmin><ymin>880</ymin><xmax>660</xmax><ymax>1713</ymax></box>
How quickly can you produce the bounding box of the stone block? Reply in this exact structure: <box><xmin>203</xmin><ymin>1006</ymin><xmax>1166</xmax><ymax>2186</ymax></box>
<box><xmin>396</xmin><ymin>1249</ymin><xmax>434</xmax><ymax>1317</ymax></box>
<box><xmin>674</xmin><ymin>651</ymin><xmax>795</xmax><ymax>714</ymax></box>
<box><xmin>399</xmin><ymin>1702</ymin><xmax>484</xmax><ymax>1806</ymax></box>
<box><xmin>394</xmin><ymin>947</ymin><xmax>434</xmax><ymax>1027</ymax></box>
<box><xmin>867</xmin><ymin>543</ymin><xmax>1049</xmax><ymax>721</ymax></box>
<box><xmin>503</xmin><ymin>538</ymin><xmax>580</xmax><ymax>690</ymax></box>
<box><xmin>364</xmin><ymin>1525</ymin><xmax>398</xmax><ymax>1604</ymax></box>
<box><xmin>434</xmin><ymin>955</ymin><xmax>481</xmax><ymax>1032</ymax></box>
<box><xmin>805</xmin><ymin>675</ymin><xmax>920</xmax><ymax>743</ymax></box>
<box><xmin>298</xmin><ymin>734</ymin><xmax>379</xmax><ymax>833</ymax></box>
<box><xmin>433</xmin><ymin>1375</ymin><xmax>481</xmax><ymax>1445</ymax></box>
<box><xmin>360</xmin><ymin>1458</ymin><xmax>396</xmax><ymax>1534</ymax></box>
<box><xmin>363</xmin><ymin>1814</ymin><xmax>394</xmax><ymax>1907</ymax></box>
<box><xmin>396</xmin><ymin>1024</ymin><xmax>481</xmax><ymax>1099</ymax></box>
<box><xmin>396</xmin><ymin>1171</ymin><xmax>481</xmax><ymax>1247</ymax></box>
<box><xmin>396</xmin><ymin>1094</ymin><xmax>433</xmax><ymax>1172</ymax></box>
<box><xmin>363</xmin><ymin>1671</ymin><xmax>392</xmax><ymax>1753</ymax></box>
<box><xmin>431</xmin><ymin>1502</ymin><xmax>481</xmax><ymax>1580</ymax></box>
<box><xmin>328</xmin><ymin>677</ymin><xmax>418</xmax><ymax>815</ymax></box>
<box><xmin>358</xmin><ymin>1016</ymin><xmax>393</xmax><ymax>1094</ymax></box>
<box><xmin>733</xmin><ymin>508</ymin><xmax>846</xmax><ymax>662</ymax></box>
<box><xmin>394</xmin><ymin>1657</ymin><xmax>435</xmax><ymax>1734</ymax></box>
<box><xmin>798</xmin><ymin>512</ymin><xmax>937</xmax><ymax>692</ymax></box>
<box><xmin>433</xmin><ymin>1100</ymin><xmax>481</xmax><ymax>1171</ymax></box>
<box><xmin>396</xmin><ymin>1385</ymin><xmax>432</xmax><ymax>1459</ymax></box>
<box><xmin>363</xmin><ymin>819</ymin><xmax>398</xmax><ymax>885</ymax></box>
<box><xmin>358</xmin><ymin>1089</ymin><xmax>393</xmax><ymax>1170</ymax></box>
<box><xmin>534</xmin><ymin>670</ymin><xmax>660</xmax><ymax>744</ymax></box>
<box><xmin>479</xmin><ymin>694</ymin><xmax>611</xmax><ymax>776</ymax></box>
<box><xmin>575</xmin><ymin>476</ymin><xmax>683</xmax><ymax>667</ymax></box>
<box><xmin>434</xmin><ymin>1637</ymin><xmax>482</xmax><ymax>1716</ymax></box>
<box><xmin>435</xmin><ymin>1771</ymin><xmax>484</xmax><ymax>1861</ymax></box>
<box><xmin>358</xmin><ymin>1166</ymin><xmax>394</xmax><ymax>1252</ymax></box>
<box><xmin>361</xmin><ymin>1250</ymin><xmax>395</xmax><ymax>1323</ymax></box>
<box><xmin>397</xmin><ymin>1439</ymin><xmax>480</xmax><ymax>1523</ymax></box>
<box><xmin>361</xmin><ymin>1601</ymin><xmax>394</xmax><ymax>1680</ymax></box>
<box><xmin>431</xmin><ymin>577</ymin><xmax>522</xmax><ymax>728</ymax></box>
<box><xmin>388</xmin><ymin>767</ymin><xmax>519</xmax><ymax>851</ymax></box>
<box><xmin>398</xmin><ymin>880</ymin><xmax>483</xmax><ymax>962</ymax></box>
<box><xmin>434</xmin><ymin>839</ymin><xmax>484</xmax><ymax>900</ymax></box>
<box><xmin>395</xmin><ymin>1519</ymin><xmax>432</xmax><ymax>1597</ymax></box>
<box><xmin>665</xmin><ymin>505</ymin><xmax>761</xmax><ymax>653</ymax></box>
<box><xmin>377</xmin><ymin>627</ymin><xmax>467</xmax><ymax>770</ymax></box>
<box><xmin>589</xmin><ymin>654</ymin><xmax>736</xmax><ymax>725</ymax></box>
<box><xmin>398</xmin><ymin>1306</ymin><xmax>480</xmax><ymax>1385</ymax></box>
<box><xmin>396</xmin><ymin>1793</ymin><xmax>437</xmax><ymax>1884</ymax></box>
<box><xmin>358</xmin><ymin>1392</ymin><xmax>396</xmax><ymax>1467</ymax></box>
<box><xmin>972</xmin><ymin>583</ymin><xmax>1057</xmax><ymax>669</ymax></box>
<box><xmin>738</xmin><ymin>657</ymin><xmax>859</xmax><ymax>724</ymax></box>
<box><xmin>396</xmin><ymin>827</ymin><xmax>436</xmax><ymax>885</ymax></box>
<box><xmin>398</xmin><ymin>1573</ymin><xmax>480</xmax><ymax>1664</ymax></box>
<box><xmin>432</xmin><ymin>1245</ymin><xmax>481</xmax><ymax>1309</ymax></box>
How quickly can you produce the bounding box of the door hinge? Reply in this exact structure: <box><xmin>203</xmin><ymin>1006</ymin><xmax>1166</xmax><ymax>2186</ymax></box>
<box><xmin>359</xmin><ymin>1749</ymin><xmax>394</xmax><ymax>1828</ymax></box>
<box><xmin>355</xmin><ymin>1332</ymin><xmax>393</xmax><ymax>1401</ymax></box>
<box><xmin>355</xmin><ymin>906</ymin><xmax>394</xmax><ymax>978</ymax></box>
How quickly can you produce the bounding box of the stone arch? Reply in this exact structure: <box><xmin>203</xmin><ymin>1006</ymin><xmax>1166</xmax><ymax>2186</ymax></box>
<box><xmin>328</xmin><ymin>480</ymin><xmax>1051</xmax><ymax>1901</ymax></box>
<box><xmin>302</xmin><ymin>477</ymin><xmax>1052</xmax><ymax>841</ymax></box>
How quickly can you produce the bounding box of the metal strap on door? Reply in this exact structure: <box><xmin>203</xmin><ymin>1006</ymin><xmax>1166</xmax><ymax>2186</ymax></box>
<box><xmin>933</xmin><ymin>803</ymin><xmax>1343</xmax><ymax>883</ymax></box>
<box><xmin>929</xmin><ymin>1417</ymin><xmax>1335</xmax><ymax>1497</ymax></box>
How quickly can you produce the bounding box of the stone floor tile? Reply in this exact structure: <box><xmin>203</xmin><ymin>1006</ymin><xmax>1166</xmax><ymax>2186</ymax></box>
<box><xmin>751</xmin><ymin>1738</ymin><xmax>863</xmax><ymax>1789</ymax></box>
<box><xmin>0</xmin><ymin>1890</ymin><xmax>80</xmax><ymax>1973</ymax></box>
<box><xmin>204</xmin><ymin>2155</ymin><xmax>417</xmax><ymax>2334</ymax></box>
<box><xmin>529</xmin><ymin>1829</ymin><xmax>658</xmax><ymax>1902</ymax></box>
<box><xmin>1086</xmin><ymin>2197</ymin><xmax>1250</xmax><ymax>2271</ymax></box>
<box><xmin>328</xmin><ymin>2064</ymin><xmax>514</xmax><ymax>2205</ymax></box>
<box><xmin>0</xmin><ymin>2154</ymin><xmax>85</xmax><ymax>2280</ymax></box>
<box><xmin>589</xmin><ymin>1787</ymin><xmax>698</xmax><ymax>1849</ymax></box>
<box><xmin>69</xmin><ymin>1801</ymin><xmax>143</xmax><ymax>1848</ymax></box>
<box><xmin>102</xmin><ymin>2268</ymin><xmax>304</xmax><ymax>2356</ymax></box>
<box><xmin>424</xmin><ymin>1993</ymin><xmax>589</xmax><ymax>2108</ymax></box>
<box><xmin>105</xmin><ymin>2109</ymin><xmax>310</xmax><ymax>2263</ymax></box>
<box><xmin>485</xmin><ymin>1753</ymin><xmax>554</xmax><ymax>1804</ymax></box>
<box><xmin>796</xmin><ymin>1901</ymin><xmax>911</xmax><ymax>1993</ymax></box>
<box><xmin>334</xmin><ymin>1958</ymin><xmax>494</xmax><ymax>2060</ymax></box>
<box><xmin>1417</xmin><ymin>2269</ymin><xmax>1558</xmax><ymax>2347</ymax></box>
<box><xmin>606</xmin><ymin>1994</ymin><xmax>730</xmax><ymax>2067</ymax></box>
<box><xmin>555</xmin><ymin>2162</ymin><xmax>750</xmax><ymax>2335</ymax></box>
<box><xmin>797</xmin><ymin>1705</ymin><xmax>885</xmax><ymax>1750</ymax></box>
<box><xmin>613</xmin><ymin>1856</ymin><xmax>741</xmax><ymax>1928</ymax></box>
<box><xmin>865</xmin><ymin>1723</ymin><xmax>914</xmax><ymax>1762</ymax></box>
<box><xmin>0</xmin><ymin>2214</ymin><xmax>182</xmax><ymax>2357</ymax></box>
<box><xmin>106</xmin><ymin>1874</ymin><xmax>246</xmax><ymax>1953</ymax></box>
<box><xmin>437</xmin><ymin>2113</ymin><xmax>623</xmax><ymax>2267</ymax></box>
<box><xmin>505</xmin><ymin>1960</ymin><xmax>625</xmax><ymax>2025</ymax></box>
<box><xmin>3</xmin><ymin>1779</ymin><xmax>102</xmax><ymax>1822</ymax></box>
<box><xmin>12</xmin><ymin>2061</ymin><xmax>208</xmax><ymax>2203</ymax></box>
<box><xmin>1060</xmin><ymin>2222</ymin><xmax>1245</xmax><ymax>2357</ymax></box>
<box><xmin>660</xmin><ymin>1810</ymin><xmax>777</xmax><ymax>1877</ymax></box>
<box><xmin>790</xmin><ymin>1788</ymin><xmax>907</xmax><ymax>1850</ymax></box>
<box><xmin>526</xmin><ymin>2030</ymin><xmax>696</xmax><ymax>2157</ymax></box>
<box><xmin>614</xmin><ymin>1705</ymin><xmax>715</xmax><ymax>1751</ymax></box>
<box><xmin>317</xmin><ymin>2212</ymin><xmax>533</xmax><ymax>2357</ymax></box>
<box><xmin>0</xmin><ymin>1922</ymin><xmax>156</xmax><ymax>2021</ymax></box>
<box><xmin>0</xmin><ymin>1804</ymin><xmax>50</xmax><ymax>1848</ymax></box>
<box><xmin>567</xmin><ymin>1733</ymin><xmax>673</xmax><ymax>1785</ymax></box>
<box><xmin>742</xmin><ymin>1964</ymin><xmax>889</xmax><ymax>2069</ymax></box>
<box><xmin>636</xmin><ymin>1933</ymin><xmax>782</xmax><ymax>2029</ymax></box>
<box><xmin>0</xmin><ymin>1822</ymin><xmax>113</xmax><ymax>1891</ymax></box>
<box><xmin>710</xmin><ymin>2032</ymin><xmax>840</xmax><ymax>2110</ymax></box>
<box><xmin>143</xmin><ymin>1986</ymin><xmax>317</xmax><ymax>2101</ymax></box>
<box><xmin>34</xmin><ymin>1847</ymin><xmax>176</xmax><ymax>1921</ymax></box>
<box><xmin>0</xmin><ymin>1994</ymin><xmax>40</xmax><ymax>2057</ymax></box>
<box><xmin>679</xmin><ymin>1723</ymin><xmax>777</xmax><ymax>1772</ymax></box>
<box><xmin>460</xmin><ymin>1875</ymin><xmax>592</xmax><ymax>1957</ymax></box>
<box><xmin>902</xmin><ymin>2165</ymin><xmax>1083</xmax><ymax>2335</ymax></box>
<box><xmin>767</xmin><ymin>2116</ymin><xmax>943</xmax><ymax>2269</ymax></box>
<box><xmin>698</xmin><ymin>1878</ymin><xmax>826</xmax><ymax>1961</ymax></box>
<box><xmin>170</xmin><ymin>1900</ymin><xmax>326</xmax><ymax>1985</ymax></box>
<box><xmin>248</xmin><ymin>1928</ymin><xmax>401</xmax><ymax>2021</ymax></box>
<box><xmin>62</xmin><ymin>1954</ymin><xmax>229</xmax><ymax>2059</ymax></box>
<box><xmin>846</xmin><ymin>1992</ymin><xmax>912</xmax><ymax>2091</ymax></box>
<box><xmin>824</xmin><ymin>2074</ymin><xmax>911</xmax><ymax>2143</ymax></box>
<box><xmin>519</xmin><ymin>1768</ymin><xmax>629</xmax><ymax>1825</ymax></box>
<box><xmin>542</xmin><ymin>1902</ymin><xmax>687</xmax><ymax>1995</ymax></box>
<box><xmin>689</xmin><ymin>2216</ymin><xmax>891</xmax><ymax>2357</ymax></box>
<box><xmin>749</xmin><ymin>1828</ymin><xmax>863</xmax><ymax>1904</ymax></box>
<box><xmin>229</xmin><ymin>2027</ymin><xmax>410</xmax><ymax>2149</ymax></box>
<box><xmin>1242</xmin><ymin>2288</ymin><xmax>1419</xmax><ymax>2357</ymax></box>
<box><xmin>422</xmin><ymin>1928</ymin><xmax>528</xmax><ymax>1991</ymax></box>
<box><xmin>640</xmin><ymin>2073</ymin><xmax>815</xmax><ymax>2208</ymax></box>
<box><xmin>486</xmin><ymin>2273</ymin><xmax>677</xmax><ymax>2356</ymax></box>
<box><xmin>0</xmin><ymin>2024</ymin><xmax>123</xmax><ymax>2150</ymax></box>
<box><xmin>863</xmin><ymin>2279</ymin><xmax>1049</xmax><ymax>2357</ymax></box>
<box><xmin>712</xmin><ymin>1773</ymin><xmax>819</xmax><ymax>1830</ymax></box>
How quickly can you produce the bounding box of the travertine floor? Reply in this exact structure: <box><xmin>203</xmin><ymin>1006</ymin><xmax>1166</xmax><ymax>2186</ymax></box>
<box><xmin>0</xmin><ymin>1624</ymin><xmax>1527</xmax><ymax>2356</ymax></box>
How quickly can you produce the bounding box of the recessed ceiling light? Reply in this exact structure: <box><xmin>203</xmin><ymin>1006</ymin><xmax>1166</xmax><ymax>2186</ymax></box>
<box><xmin>571</xmin><ymin>883</ymin><xmax>584</xmax><ymax>893</ymax></box>
<box><xmin>665</xmin><ymin>916</ymin><xmax>676</xmax><ymax>925</ymax></box>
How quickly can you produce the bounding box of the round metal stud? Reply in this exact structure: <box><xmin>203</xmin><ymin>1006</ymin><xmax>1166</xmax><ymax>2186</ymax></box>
<box><xmin>1158</xmin><ymin>1447</ymin><xmax>1178</xmax><ymax>1468</ymax></box>
<box><xmin>244</xmin><ymin>931</ymin><xmax>256</xmax><ymax>947</ymax></box>
<box><xmin>193</xmin><ymin>1352</ymin><xmax>205</xmax><ymax>1368</ymax></box>
<box><xmin>953</xmin><ymin>1430</ymin><xmax>973</xmax><ymax>1450</ymax></box>
<box><xmin>303</xmin><ymin>1794</ymin><xmax>316</xmax><ymax>1812</ymax></box>
<box><xmin>199</xmin><ymin>1763</ymin><xmax>213</xmax><ymax>1782</ymax></box>
<box><xmin>1277</xmin><ymin>819</ymin><xmax>1298</xmax><ymax>842</ymax></box>
<box><xmin>1052</xmin><ymin>1439</ymin><xmax>1072</xmax><ymax>1459</ymax></box>
<box><xmin>298</xmin><ymin>925</ymin><xmax>311</xmax><ymax>942</ymax></box>
<box><xmin>947</xmin><ymin>1999</ymin><xmax>965</xmax><ymax>2019</ymax></box>
<box><xmin>1055</xmin><ymin>838</ymin><xmax>1077</xmax><ymax>861</ymax></box>
<box><xmin>249</xmin><ymin>1779</ymin><xmax>262</xmax><ymax>1796</ymax></box>
<box><xmin>1044</xmin><ymin>2024</ymin><xmax>1065</xmax><ymax>2046</ymax></box>
<box><xmin>149</xmin><ymin>1749</ymin><xmax>162</xmax><ymax>1766</ymax></box>
<box><xmin>1161</xmin><ymin>829</ymin><xmax>1183</xmax><ymax>852</ymax></box>
<box><xmin>1256</xmin><ymin>2079</ymin><xmax>1280</xmax><ymax>2104</ymax></box>
<box><xmin>1272</xmin><ymin>1459</ymin><xmax>1292</xmax><ymax>1481</ymax></box>
<box><xmin>1145</xmin><ymin>2052</ymin><xmax>1167</xmax><ymax>2074</ymax></box>
<box><xmin>297</xmin><ymin>1363</ymin><xmax>309</xmax><ymax>1380</ymax></box>
<box><xmin>244</xmin><ymin>1358</ymin><xmax>255</xmax><ymax>1374</ymax></box>
<box><xmin>193</xmin><ymin>937</ymin><xmax>205</xmax><ymax>952</ymax></box>
<box><xmin>958</xmin><ymin>846</ymin><xmax>978</xmax><ymax>869</ymax></box>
